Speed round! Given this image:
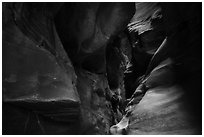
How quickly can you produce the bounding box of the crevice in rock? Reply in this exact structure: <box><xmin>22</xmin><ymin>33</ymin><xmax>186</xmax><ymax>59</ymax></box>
<box><xmin>2</xmin><ymin>2</ymin><xmax>202</xmax><ymax>135</ymax></box>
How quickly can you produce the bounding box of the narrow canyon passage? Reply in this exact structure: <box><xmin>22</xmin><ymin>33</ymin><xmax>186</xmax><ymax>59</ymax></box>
<box><xmin>2</xmin><ymin>2</ymin><xmax>202</xmax><ymax>135</ymax></box>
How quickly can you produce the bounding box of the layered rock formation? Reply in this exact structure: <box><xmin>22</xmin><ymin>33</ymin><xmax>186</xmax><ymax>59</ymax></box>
<box><xmin>2</xmin><ymin>2</ymin><xmax>135</xmax><ymax>134</ymax></box>
<box><xmin>110</xmin><ymin>2</ymin><xmax>201</xmax><ymax>135</ymax></box>
<box><xmin>2</xmin><ymin>2</ymin><xmax>201</xmax><ymax>135</ymax></box>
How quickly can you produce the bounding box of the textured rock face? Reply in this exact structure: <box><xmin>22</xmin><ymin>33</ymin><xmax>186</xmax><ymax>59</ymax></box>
<box><xmin>3</xmin><ymin>3</ymin><xmax>82</xmax><ymax>134</ymax></box>
<box><xmin>111</xmin><ymin>2</ymin><xmax>201</xmax><ymax>135</ymax></box>
<box><xmin>55</xmin><ymin>3</ymin><xmax>135</xmax><ymax>73</ymax></box>
<box><xmin>3</xmin><ymin>2</ymin><xmax>201</xmax><ymax>135</ymax></box>
<box><xmin>3</xmin><ymin>1</ymin><xmax>79</xmax><ymax>113</ymax></box>
<box><xmin>2</xmin><ymin>2</ymin><xmax>135</xmax><ymax>134</ymax></box>
<box><xmin>128</xmin><ymin>2</ymin><xmax>165</xmax><ymax>54</ymax></box>
<box><xmin>75</xmin><ymin>70</ymin><xmax>113</xmax><ymax>134</ymax></box>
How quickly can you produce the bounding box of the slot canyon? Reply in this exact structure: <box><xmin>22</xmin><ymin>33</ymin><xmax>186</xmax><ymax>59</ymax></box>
<box><xmin>2</xmin><ymin>2</ymin><xmax>202</xmax><ymax>135</ymax></box>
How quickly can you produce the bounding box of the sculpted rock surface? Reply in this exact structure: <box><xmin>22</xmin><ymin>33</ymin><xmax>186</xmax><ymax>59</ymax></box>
<box><xmin>2</xmin><ymin>2</ymin><xmax>135</xmax><ymax>134</ymax></box>
<box><xmin>111</xmin><ymin>2</ymin><xmax>201</xmax><ymax>135</ymax></box>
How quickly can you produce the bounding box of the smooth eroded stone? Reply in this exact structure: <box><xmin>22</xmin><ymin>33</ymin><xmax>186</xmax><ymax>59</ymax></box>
<box><xmin>145</xmin><ymin>58</ymin><xmax>175</xmax><ymax>88</ymax></box>
<box><xmin>3</xmin><ymin>3</ymin><xmax>80</xmax><ymax>119</ymax></box>
<box><xmin>127</xmin><ymin>85</ymin><xmax>200</xmax><ymax>134</ymax></box>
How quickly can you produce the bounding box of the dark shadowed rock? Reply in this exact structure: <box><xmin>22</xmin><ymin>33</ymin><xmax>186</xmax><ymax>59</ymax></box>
<box><xmin>112</xmin><ymin>2</ymin><xmax>201</xmax><ymax>135</ymax></box>
<box><xmin>55</xmin><ymin>2</ymin><xmax>135</xmax><ymax>73</ymax></box>
<box><xmin>75</xmin><ymin>69</ymin><xmax>113</xmax><ymax>134</ymax></box>
<box><xmin>3</xmin><ymin>3</ymin><xmax>81</xmax><ymax>134</ymax></box>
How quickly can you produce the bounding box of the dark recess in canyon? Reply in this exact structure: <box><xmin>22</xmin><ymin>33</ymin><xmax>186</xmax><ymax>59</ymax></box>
<box><xmin>2</xmin><ymin>2</ymin><xmax>202</xmax><ymax>135</ymax></box>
